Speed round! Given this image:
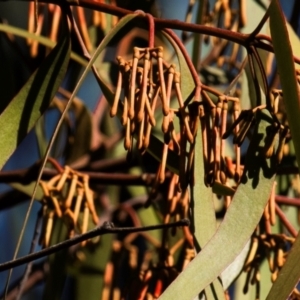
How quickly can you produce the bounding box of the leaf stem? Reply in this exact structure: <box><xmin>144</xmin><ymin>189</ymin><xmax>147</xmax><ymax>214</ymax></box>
<box><xmin>275</xmin><ymin>204</ymin><xmax>297</xmax><ymax>237</ymax></box>
<box><xmin>163</xmin><ymin>28</ymin><xmax>201</xmax><ymax>100</ymax></box>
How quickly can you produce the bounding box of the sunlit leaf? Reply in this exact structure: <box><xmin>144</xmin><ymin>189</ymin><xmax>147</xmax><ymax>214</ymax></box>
<box><xmin>286</xmin><ymin>21</ymin><xmax>300</xmax><ymax>69</ymax></box>
<box><xmin>192</xmin><ymin>133</ymin><xmax>216</xmax><ymax>249</ymax></box>
<box><xmin>0</xmin><ymin>32</ymin><xmax>71</xmax><ymax>169</ymax></box>
<box><xmin>266</xmin><ymin>1</ymin><xmax>300</xmax><ymax>298</ymax></box>
<box><xmin>159</xmin><ymin>110</ymin><xmax>277</xmax><ymax>300</ymax></box>
<box><xmin>192</xmin><ymin>131</ymin><xmax>225</xmax><ymax>299</ymax></box>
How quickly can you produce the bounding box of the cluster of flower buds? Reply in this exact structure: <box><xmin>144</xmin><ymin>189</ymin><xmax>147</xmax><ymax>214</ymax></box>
<box><xmin>243</xmin><ymin>232</ymin><xmax>294</xmax><ymax>296</ymax></box>
<box><xmin>124</xmin><ymin>266</ymin><xmax>178</xmax><ymax>300</ymax></box>
<box><xmin>39</xmin><ymin>166</ymin><xmax>99</xmax><ymax>247</ymax></box>
<box><xmin>200</xmin><ymin>93</ymin><xmax>243</xmax><ymax>186</ymax></box>
<box><xmin>132</xmin><ymin>241</ymin><xmax>195</xmax><ymax>299</ymax></box>
<box><xmin>110</xmin><ymin>45</ymin><xmax>198</xmax><ymax>198</ymax></box>
<box><xmin>219</xmin><ymin>100</ymin><xmax>289</xmax><ymax>187</ymax></box>
<box><xmin>110</xmin><ymin>46</ymin><xmax>193</xmax><ymax>153</ymax></box>
<box><xmin>27</xmin><ymin>3</ymin><xmax>64</xmax><ymax>56</ymax></box>
<box><xmin>162</xmin><ymin>174</ymin><xmax>193</xmax><ymax>245</ymax></box>
<box><xmin>27</xmin><ymin>2</ymin><xmax>117</xmax><ymax>56</ymax></box>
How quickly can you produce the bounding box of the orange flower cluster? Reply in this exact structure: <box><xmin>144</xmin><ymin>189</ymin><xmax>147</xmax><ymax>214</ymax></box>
<box><xmin>39</xmin><ymin>166</ymin><xmax>99</xmax><ymax>247</ymax></box>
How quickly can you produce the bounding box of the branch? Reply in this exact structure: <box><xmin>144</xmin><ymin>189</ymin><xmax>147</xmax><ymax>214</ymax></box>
<box><xmin>0</xmin><ymin>219</ymin><xmax>190</xmax><ymax>272</ymax></box>
<box><xmin>18</xmin><ymin>0</ymin><xmax>300</xmax><ymax>64</ymax></box>
<box><xmin>21</xmin><ymin>0</ymin><xmax>247</xmax><ymax>44</ymax></box>
<box><xmin>0</xmin><ymin>162</ymin><xmax>168</xmax><ymax>186</ymax></box>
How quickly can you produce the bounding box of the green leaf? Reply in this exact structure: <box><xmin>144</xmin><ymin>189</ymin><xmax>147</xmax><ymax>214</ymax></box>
<box><xmin>192</xmin><ymin>130</ymin><xmax>225</xmax><ymax>299</ymax></box>
<box><xmin>286</xmin><ymin>21</ymin><xmax>300</xmax><ymax>69</ymax></box>
<box><xmin>266</xmin><ymin>1</ymin><xmax>300</xmax><ymax>299</ymax></box>
<box><xmin>192</xmin><ymin>134</ymin><xmax>216</xmax><ymax>249</ymax></box>
<box><xmin>0</xmin><ymin>32</ymin><xmax>71</xmax><ymax>169</ymax></box>
<box><xmin>159</xmin><ymin>110</ymin><xmax>277</xmax><ymax>300</ymax></box>
<box><xmin>71</xmin><ymin>235</ymin><xmax>113</xmax><ymax>300</ymax></box>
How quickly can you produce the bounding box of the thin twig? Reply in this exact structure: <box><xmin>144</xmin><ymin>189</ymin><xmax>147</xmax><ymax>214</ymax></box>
<box><xmin>163</xmin><ymin>28</ymin><xmax>201</xmax><ymax>99</ymax></box>
<box><xmin>0</xmin><ymin>219</ymin><xmax>190</xmax><ymax>272</ymax></box>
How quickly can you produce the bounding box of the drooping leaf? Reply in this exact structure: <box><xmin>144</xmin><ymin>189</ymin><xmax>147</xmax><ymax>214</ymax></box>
<box><xmin>159</xmin><ymin>110</ymin><xmax>277</xmax><ymax>300</ymax></box>
<box><xmin>0</xmin><ymin>31</ymin><xmax>71</xmax><ymax>169</ymax></box>
<box><xmin>192</xmin><ymin>132</ymin><xmax>216</xmax><ymax>250</ymax></box>
<box><xmin>266</xmin><ymin>1</ymin><xmax>300</xmax><ymax>299</ymax></box>
<box><xmin>192</xmin><ymin>128</ymin><xmax>225</xmax><ymax>299</ymax></box>
<box><xmin>286</xmin><ymin>21</ymin><xmax>300</xmax><ymax>69</ymax></box>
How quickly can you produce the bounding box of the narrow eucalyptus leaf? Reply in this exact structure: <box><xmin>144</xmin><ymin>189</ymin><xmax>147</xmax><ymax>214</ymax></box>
<box><xmin>193</xmin><ymin>132</ymin><xmax>216</xmax><ymax>249</ymax></box>
<box><xmin>159</xmin><ymin>110</ymin><xmax>277</xmax><ymax>300</ymax></box>
<box><xmin>266</xmin><ymin>1</ymin><xmax>300</xmax><ymax>298</ymax></box>
<box><xmin>0</xmin><ymin>32</ymin><xmax>71</xmax><ymax>169</ymax></box>
<box><xmin>192</xmin><ymin>130</ymin><xmax>225</xmax><ymax>299</ymax></box>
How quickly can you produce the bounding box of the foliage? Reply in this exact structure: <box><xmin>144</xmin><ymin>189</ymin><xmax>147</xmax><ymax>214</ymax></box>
<box><xmin>0</xmin><ymin>0</ymin><xmax>300</xmax><ymax>299</ymax></box>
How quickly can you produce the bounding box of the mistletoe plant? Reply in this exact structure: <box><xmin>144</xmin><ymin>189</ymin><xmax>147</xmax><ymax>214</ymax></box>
<box><xmin>0</xmin><ymin>0</ymin><xmax>300</xmax><ymax>300</ymax></box>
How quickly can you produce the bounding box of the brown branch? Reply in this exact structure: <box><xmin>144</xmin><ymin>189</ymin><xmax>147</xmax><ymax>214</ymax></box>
<box><xmin>22</xmin><ymin>0</ymin><xmax>248</xmax><ymax>44</ymax></box>
<box><xmin>275</xmin><ymin>204</ymin><xmax>298</xmax><ymax>237</ymax></box>
<box><xmin>276</xmin><ymin>195</ymin><xmax>300</xmax><ymax>207</ymax></box>
<box><xmin>0</xmin><ymin>162</ymin><xmax>168</xmax><ymax>186</ymax></box>
<box><xmin>0</xmin><ymin>219</ymin><xmax>190</xmax><ymax>272</ymax></box>
<box><xmin>78</xmin><ymin>0</ymin><xmax>249</xmax><ymax>45</ymax></box>
<box><xmin>83</xmin><ymin>156</ymin><xmax>129</xmax><ymax>172</ymax></box>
